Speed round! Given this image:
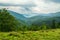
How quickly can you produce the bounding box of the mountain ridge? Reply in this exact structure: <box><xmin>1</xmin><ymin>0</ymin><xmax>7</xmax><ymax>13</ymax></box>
<box><xmin>8</xmin><ymin>10</ymin><xmax>60</xmax><ymax>26</ymax></box>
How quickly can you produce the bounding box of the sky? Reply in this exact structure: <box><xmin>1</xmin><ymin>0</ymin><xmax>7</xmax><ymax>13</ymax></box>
<box><xmin>0</xmin><ymin>0</ymin><xmax>60</xmax><ymax>17</ymax></box>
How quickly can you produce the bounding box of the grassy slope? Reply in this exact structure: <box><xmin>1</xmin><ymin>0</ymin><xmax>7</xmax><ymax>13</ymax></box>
<box><xmin>0</xmin><ymin>29</ymin><xmax>60</xmax><ymax>40</ymax></box>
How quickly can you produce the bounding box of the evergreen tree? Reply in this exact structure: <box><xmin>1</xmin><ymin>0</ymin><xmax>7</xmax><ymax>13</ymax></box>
<box><xmin>0</xmin><ymin>8</ymin><xmax>19</xmax><ymax>32</ymax></box>
<box><xmin>57</xmin><ymin>22</ymin><xmax>60</xmax><ymax>28</ymax></box>
<box><xmin>40</xmin><ymin>23</ymin><xmax>47</xmax><ymax>30</ymax></box>
<box><xmin>51</xmin><ymin>20</ymin><xmax>56</xmax><ymax>29</ymax></box>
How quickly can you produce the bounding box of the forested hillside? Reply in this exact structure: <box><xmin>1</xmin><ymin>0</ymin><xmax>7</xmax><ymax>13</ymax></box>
<box><xmin>0</xmin><ymin>8</ymin><xmax>20</xmax><ymax>32</ymax></box>
<box><xmin>0</xmin><ymin>8</ymin><xmax>60</xmax><ymax>32</ymax></box>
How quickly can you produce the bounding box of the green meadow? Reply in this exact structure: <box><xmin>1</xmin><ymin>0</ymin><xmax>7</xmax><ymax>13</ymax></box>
<box><xmin>0</xmin><ymin>8</ymin><xmax>60</xmax><ymax>40</ymax></box>
<box><xmin>0</xmin><ymin>29</ymin><xmax>60</xmax><ymax>40</ymax></box>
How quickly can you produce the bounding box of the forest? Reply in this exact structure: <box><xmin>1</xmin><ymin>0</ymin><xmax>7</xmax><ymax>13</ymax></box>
<box><xmin>0</xmin><ymin>8</ymin><xmax>60</xmax><ymax>32</ymax></box>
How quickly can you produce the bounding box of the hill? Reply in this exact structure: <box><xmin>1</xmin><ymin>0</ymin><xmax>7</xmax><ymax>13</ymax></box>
<box><xmin>9</xmin><ymin>10</ymin><xmax>60</xmax><ymax>26</ymax></box>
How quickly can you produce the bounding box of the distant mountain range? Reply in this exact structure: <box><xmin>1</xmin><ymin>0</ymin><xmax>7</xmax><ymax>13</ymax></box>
<box><xmin>8</xmin><ymin>10</ymin><xmax>60</xmax><ymax>26</ymax></box>
<box><xmin>29</xmin><ymin>12</ymin><xmax>60</xmax><ymax>26</ymax></box>
<box><xmin>8</xmin><ymin>10</ymin><xmax>31</xmax><ymax>25</ymax></box>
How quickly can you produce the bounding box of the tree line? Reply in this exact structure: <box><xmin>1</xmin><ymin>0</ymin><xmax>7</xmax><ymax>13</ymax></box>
<box><xmin>0</xmin><ymin>8</ymin><xmax>60</xmax><ymax>32</ymax></box>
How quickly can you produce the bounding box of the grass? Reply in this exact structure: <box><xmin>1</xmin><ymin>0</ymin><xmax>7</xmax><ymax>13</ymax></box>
<box><xmin>0</xmin><ymin>29</ymin><xmax>60</xmax><ymax>40</ymax></box>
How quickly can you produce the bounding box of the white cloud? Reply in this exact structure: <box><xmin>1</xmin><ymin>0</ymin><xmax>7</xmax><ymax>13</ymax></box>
<box><xmin>44</xmin><ymin>0</ymin><xmax>60</xmax><ymax>3</ymax></box>
<box><xmin>0</xmin><ymin>0</ymin><xmax>60</xmax><ymax>14</ymax></box>
<box><xmin>0</xmin><ymin>0</ymin><xmax>32</xmax><ymax>4</ymax></box>
<box><xmin>31</xmin><ymin>0</ymin><xmax>60</xmax><ymax>13</ymax></box>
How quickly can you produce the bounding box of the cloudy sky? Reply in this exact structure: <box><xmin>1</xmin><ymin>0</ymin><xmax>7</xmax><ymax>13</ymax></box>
<box><xmin>0</xmin><ymin>0</ymin><xmax>60</xmax><ymax>17</ymax></box>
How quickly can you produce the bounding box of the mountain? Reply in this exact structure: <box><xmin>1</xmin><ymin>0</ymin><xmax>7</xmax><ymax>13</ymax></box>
<box><xmin>8</xmin><ymin>10</ymin><xmax>60</xmax><ymax>26</ymax></box>
<box><xmin>29</xmin><ymin>12</ymin><xmax>60</xmax><ymax>22</ymax></box>
<box><xmin>8</xmin><ymin>10</ymin><xmax>31</xmax><ymax>25</ymax></box>
<box><xmin>28</xmin><ymin>12</ymin><xmax>60</xmax><ymax>26</ymax></box>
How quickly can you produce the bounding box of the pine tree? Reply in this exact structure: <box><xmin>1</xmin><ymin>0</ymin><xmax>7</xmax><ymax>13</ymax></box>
<box><xmin>51</xmin><ymin>20</ymin><xmax>56</xmax><ymax>29</ymax></box>
<box><xmin>0</xmin><ymin>8</ymin><xmax>19</xmax><ymax>32</ymax></box>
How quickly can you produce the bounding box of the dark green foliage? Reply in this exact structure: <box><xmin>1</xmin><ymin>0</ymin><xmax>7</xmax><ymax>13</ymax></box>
<box><xmin>26</xmin><ymin>20</ymin><xmax>60</xmax><ymax>31</ymax></box>
<box><xmin>51</xmin><ymin>20</ymin><xmax>56</xmax><ymax>29</ymax></box>
<box><xmin>56</xmin><ymin>22</ymin><xmax>60</xmax><ymax>28</ymax></box>
<box><xmin>58</xmin><ymin>22</ymin><xmax>60</xmax><ymax>28</ymax></box>
<box><xmin>0</xmin><ymin>8</ymin><xmax>19</xmax><ymax>32</ymax></box>
<box><xmin>19</xmin><ymin>25</ymin><xmax>28</xmax><ymax>31</ymax></box>
<box><xmin>16</xmin><ymin>19</ymin><xmax>60</xmax><ymax>31</ymax></box>
<box><xmin>0</xmin><ymin>8</ymin><xmax>60</xmax><ymax>31</ymax></box>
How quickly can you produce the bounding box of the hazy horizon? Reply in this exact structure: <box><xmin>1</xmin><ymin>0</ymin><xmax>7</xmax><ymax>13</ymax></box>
<box><xmin>0</xmin><ymin>0</ymin><xmax>60</xmax><ymax>17</ymax></box>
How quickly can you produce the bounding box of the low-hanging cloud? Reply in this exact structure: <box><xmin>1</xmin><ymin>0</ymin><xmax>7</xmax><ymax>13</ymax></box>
<box><xmin>0</xmin><ymin>0</ymin><xmax>36</xmax><ymax>14</ymax></box>
<box><xmin>51</xmin><ymin>0</ymin><xmax>60</xmax><ymax>3</ymax></box>
<box><xmin>0</xmin><ymin>0</ymin><xmax>60</xmax><ymax>14</ymax></box>
<box><xmin>44</xmin><ymin>0</ymin><xmax>60</xmax><ymax>3</ymax></box>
